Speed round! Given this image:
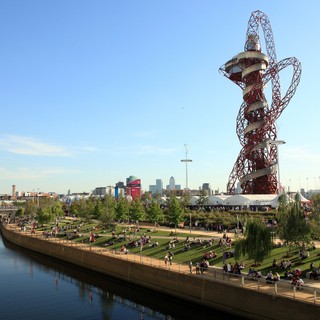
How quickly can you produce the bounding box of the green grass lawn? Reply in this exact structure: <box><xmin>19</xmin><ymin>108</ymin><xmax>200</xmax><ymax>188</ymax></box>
<box><xmin>43</xmin><ymin>219</ymin><xmax>320</xmax><ymax>279</ymax></box>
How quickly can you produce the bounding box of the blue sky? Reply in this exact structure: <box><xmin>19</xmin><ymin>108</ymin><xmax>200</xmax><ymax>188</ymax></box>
<box><xmin>0</xmin><ymin>0</ymin><xmax>319</xmax><ymax>195</ymax></box>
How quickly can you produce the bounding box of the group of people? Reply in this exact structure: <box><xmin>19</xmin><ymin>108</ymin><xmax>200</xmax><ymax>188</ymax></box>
<box><xmin>309</xmin><ymin>261</ymin><xmax>320</xmax><ymax>279</ymax></box>
<box><xmin>246</xmin><ymin>268</ymin><xmax>281</xmax><ymax>283</ymax></box>
<box><xmin>266</xmin><ymin>270</ymin><xmax>281</xmax><ymax>283</ymax></box>
<box><xmin>272</xmin><ymin>258</ymin><xmax>294</xmax><ymax>270</ymax></box>
<box><xmin>247</xmin><ymin>268</ymin><xmax>262</xmax><ymax>279</ymax></box>
<box><xmin>126</xmin><ymin>234</ymin><xmax>152</xmax><ymax>248</ymax></box>
<box><xmin>120</xmin><ymin>245</ymin><xmax>129</xmax><ymax>254</ymax></box>
<box><xmin>289</xmin><ymin>269</ymin><xmax>304</xmax><ymax>289</ymax></box>
<box><xmin>183</xmin><ymin>236</ymin><xmax>215</xmax><ymax>251</ymax></box>
<box><xmin>166</xmin><ymin>237</ymin><xmax>179</xmax><ymax>250</ymax></box>
<box><xmin>164</xmin><ymin>251</ymin><xmax>174</xmax><ymax>265</ymax></box>
<box><xmin>195</xmin><ymin>259</ymin><xmax>210</xmax><ymax>274</ymax></box>
<box><xmin>223</xmin><ymin>261</ymin><xmax>244</xmax><ymax>275</ymax></box>
<box><xmin>203</xmin><ymin>250</ymin><xmax>217</xmax><ymax>260</ymax></box>
<box><xmin>218</xmin><ymin>235</ymin><xmax>232</xmax><ymax>248</ymax></box>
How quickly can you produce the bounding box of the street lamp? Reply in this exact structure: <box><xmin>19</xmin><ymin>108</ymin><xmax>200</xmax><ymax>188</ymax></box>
<box><xmin>268</xmin><ymin>140</ymin><xmax>286</xmax><ymax>194</ymax></box>
<box><xmin>181</xmin><ymin>144</ymin><xmax>192</xmax><ymax>190</ymax></box>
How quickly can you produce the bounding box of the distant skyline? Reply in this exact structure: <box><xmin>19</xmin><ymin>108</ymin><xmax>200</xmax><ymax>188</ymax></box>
<box><xmin>0</xmin><ymin>1</ymin><xmax>319</xmax><ymax>195</ymax></box>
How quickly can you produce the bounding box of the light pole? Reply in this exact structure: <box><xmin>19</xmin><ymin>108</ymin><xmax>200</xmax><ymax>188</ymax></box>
<box><xmin>268</xmin><ymin>140</ymin><xmax>286</xmax><ymax>194</ymax></box>
<box><xmin>181</xmin><ymin>144</ymin><xmax>192</xmax><ymax>233</ymax></box>
<box><xmin>181</xmin><ymin>144</ymin><xmax>192</xmax><ymax>191</ymax></box>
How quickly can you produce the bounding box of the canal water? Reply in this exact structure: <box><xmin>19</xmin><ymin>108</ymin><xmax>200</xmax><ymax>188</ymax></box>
<box><xmin>0</xmin><ymin>232</ymin><xmax>246</xmax><ymax>320</ymax></box>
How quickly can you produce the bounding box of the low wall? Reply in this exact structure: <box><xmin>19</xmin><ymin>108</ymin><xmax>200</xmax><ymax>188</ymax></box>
<box><xmin>1</xmin><ymin>222</ymin><xmax>319</xmax><ymax>320</ymax></box>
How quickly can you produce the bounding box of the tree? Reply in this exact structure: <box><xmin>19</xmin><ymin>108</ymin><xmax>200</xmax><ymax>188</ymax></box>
<box><xmin>23</xmin><ymin>200</ymin><xmax>38</xmax><ymax>218</ymax></box>
<box><xmin>36</xmin><ymin>207</ymin><xmax>54</xmax><ymax>226</ymax></box>
<box><xmin>196</xmin><ymin>189</ymin><xmax>209</xmax><ymax>206</ymax></box>
<box><xmin>69</xmin><ymin>200</ymin><xmax>80</xmax><ymax>217</ymax></box>
<box><xmin>15</xmin><ymin>207</ymin><xmax>25</xmax><ymax>218</ymax></box>
<box><xmin>153</xmin><ymin>191</ymin><xmax>162</xmax><ymax>203</ymax></box>
<box><xmin>92</xmin><ymin>198</ymin><xmax>105</xmax><ymax>220</ymax></box>
<box><xmin>98</xmin><ymin>195</ymin><xmax>116</xmax><ymax>228</ymax></box>
<box><xmin>166</xmin><ymin>195</ymin><xmax>184</xmax><ymax>233</ymax></box>
<box><xmin>234</xmin><ymin>219</ymin><xmax>273</xmax><ymax>266</ymax></box>
<box><xmin>277</xmin><ymin>192</ymin><xmax>289</xmax><ymax>214</ymax></box>
<box><xmin>140</xmin><ymin>191</ymin><xmax>151</xmax><ymax>204</ymax></box>
<box><xmin>146</xmin><ymin>200</ymin><xmax>164</xmax><ymax>227</ymax></box>
<box><xmin>74</xmin><ymin>198</ymin><xmax>95</xmax><ymax>222</ymax></box>
<box><xmin>308</xmin><ymin>194</ymin><xmax>320</xmax><ymax>239</ymax></box>
<box><xmin>50</xmin><ymin>200</ymin><xmax>65</xmax><ymax>221</ymax></box>
<box><xmin>277</xmin><ymin>194</ymin><xmax>312</xmax><ymax>253</ymax></box>
<box><xmin>115</xmin><ymin>198</ymin><xmax>130</xmax><ymax>223</ymax></box>
<box><xmin>311</xmin><ymin>193</ymin><xmax>320</xmax><ymax>215</ymax></box>
<box><xmin>129</xmin><ymin>198</ymin><xmax>145</xmax><ymax>226</ymax></box>
<box><xmin>180</xmin><ymin>190</ymin><xmax>191</xmax><ymax>209</ymax></box>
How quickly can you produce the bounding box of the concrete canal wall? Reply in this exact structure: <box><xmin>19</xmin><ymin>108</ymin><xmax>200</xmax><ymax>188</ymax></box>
<box><xmin>1</xmin><ymin>222</ymin><xmax>319</xmax><ymax>320</ymax></box>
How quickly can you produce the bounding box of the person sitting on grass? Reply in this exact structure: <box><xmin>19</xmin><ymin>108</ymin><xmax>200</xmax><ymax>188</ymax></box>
<box><xmin>203</xmin><ymin>250</ymin><xmax>217</xmax><ymax>260</ymax></box>
<box><xmin>266</xmin><ymin>270</ymin><xmax>274</xmax><ymax>284</ymax></box>
<box><xmin>285</xmin><ymin>269</ymin><xmax>294</xmax><ymax>279</ymax></box>
<box><xmin>247</xmin><ymin>268</ymin><xmax>257</xmax><ymax>279</ymax></box>
<box><xmin>256</xmin><ymin>270</ymin><xmax>262</xmax><ymax>279</ymax></box>
<box><xmin>291</xmin><ymin>275</ymin><xmax>304</xmax><ymax>290</ymax></box>
<box><xmin>272</xmin><ymin>259</ymin><xmax>278</xmax><ymax>268</ymax></box>
<box><xmin>121</xmin><ymin>245</ymin><xmax>129</xmax><ymax>254</ymax></box>
<box><xmin>184</xmin><ymin>244</ymin><xmax>190</xmax><ymax>251</ymax></box>
<box><xmin>273</xmin><ymin>272</ymin><xmax>280</xmax><ymax>281</ymax></box>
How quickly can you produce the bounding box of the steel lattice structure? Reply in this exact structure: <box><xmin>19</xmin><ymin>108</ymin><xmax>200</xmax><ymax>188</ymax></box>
<box><xmin>219</xmin><ymin>10</ymin><xmax>301</xmax><ymax>195</ymax></box>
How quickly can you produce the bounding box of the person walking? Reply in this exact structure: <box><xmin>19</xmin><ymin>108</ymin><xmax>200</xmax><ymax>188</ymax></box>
<box><xmin>189</xmin><ymin>260</ymin><xmax>193</xmax><ymax>274</ymax></box>
<box><xmin>164</xmin><ymin>254</ymin><xmax>168</xmax><ymax>266</ymax></box>
<box><xmin>196</xmin><ymin>262</ymin><xmax>200</xmax><ymax>274</ymax></box>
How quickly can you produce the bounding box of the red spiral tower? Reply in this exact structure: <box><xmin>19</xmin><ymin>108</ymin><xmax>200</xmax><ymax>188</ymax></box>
<box><xmin>219</xmin><ymin>10</ymin><xmax>301</xmax><ymax>194</ymax></box>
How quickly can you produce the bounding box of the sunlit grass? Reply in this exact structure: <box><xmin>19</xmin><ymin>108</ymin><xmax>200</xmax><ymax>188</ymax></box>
<box><xmin>45</xmin><ymin>219</ymin><xmax>320</xmax><ymax>278</ymax></box>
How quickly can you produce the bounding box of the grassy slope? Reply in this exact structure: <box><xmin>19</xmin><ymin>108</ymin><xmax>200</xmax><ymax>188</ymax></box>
<box><xmin>42</xmin><ymin>220</ymin><xmax>320</xmax><ymax>279</ymax></box>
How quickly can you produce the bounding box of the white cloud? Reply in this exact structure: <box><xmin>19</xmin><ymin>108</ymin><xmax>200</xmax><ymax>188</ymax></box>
<box><xmin>0</xmin><ymin>135</ymin><xmax>72</xmax><ymax>156</ymax></box>
<box><xmin>0</xmin><ymin>166</ymin><xmax>77</xmax><ymax>180</ymax></box>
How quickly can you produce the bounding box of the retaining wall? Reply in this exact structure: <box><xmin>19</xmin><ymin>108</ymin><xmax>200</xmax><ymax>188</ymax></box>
<box><xmin>1</xmin><ymin>222</ymin><xmax>319</xmax><ymax>320</ymax></box>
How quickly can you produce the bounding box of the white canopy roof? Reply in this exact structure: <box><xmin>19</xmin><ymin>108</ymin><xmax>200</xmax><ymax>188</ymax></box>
<box><xmin>189</xmin><ymin>194</ymin><xmax>281</xmax><ymax>208</ymax></box>
<box><xmin>223</xmin><ymin>194</ymin><xmax>280</xmax><ymax>207</ymax></box>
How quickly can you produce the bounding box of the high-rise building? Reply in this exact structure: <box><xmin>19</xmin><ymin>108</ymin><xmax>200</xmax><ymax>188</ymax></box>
<box><xmin>149</xmin><ymin>179</ymin><xmax>164</xmax><ymax>196</ymax></box>
<box><xmin>12</xmin><ymin>185</ymin><xmax>16</xmax><ymax>197</ymax></box>
<box><xmin>169</xmin><ymin>176</ymin><xmax>175</xmax><ymax>190</ymax></box>
<box><xmin>92</xmin><ymin>187</ymin><xmax>116</xmax><ymax>197</ymax></box>
<box><xmin>166</xmin><ymin>177</ymin><xmax>181</xmax><ymax>191</ymax></box>
<box><xmin>155</xmin><ymin>179</ymin><xmax>163</xmax><ymax>194</ymax></box>
<box><xmin>126</xmin><ymin>175</ymin><xmax>141</xmax><ymax>199</ymax></box>
<box><xmin>115</xmin><ymin>181</ymin><xmax>126</xmax><ymax>198</ymax></box>
<box><xmin>202</xmin><ymin>183</ymin><xmax>212</xmax><ymax>196</ymax></box>
<box><xmin>149</xmin><ymin>185</ymin><xmax>156</xmax><ymax>195</ymax></box>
